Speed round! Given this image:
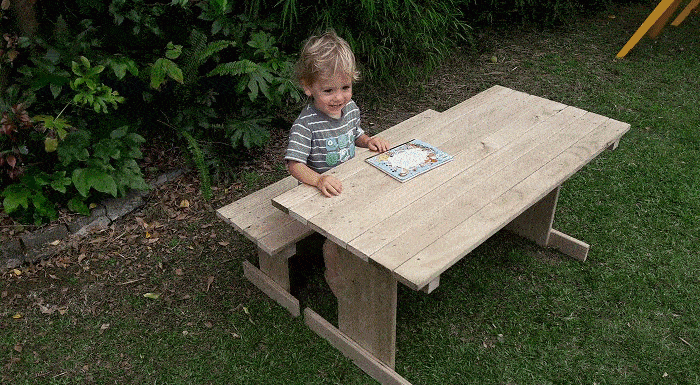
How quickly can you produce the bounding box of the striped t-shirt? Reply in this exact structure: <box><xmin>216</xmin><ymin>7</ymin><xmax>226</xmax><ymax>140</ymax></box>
<box><xmin>285</xmin><ymin>101</ymin><xmax>365</xmax><ymax>173</ymax></box>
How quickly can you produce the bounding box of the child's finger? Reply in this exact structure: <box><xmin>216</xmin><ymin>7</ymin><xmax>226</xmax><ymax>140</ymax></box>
<box><xmin>325</xmin><ymin>184</ymin><xmax>341</xmax><ymax>196</ymax></box>
<box><xmin>330</xmin><ymin>179</ymin><xmax>343</xmax><ymax>194</ymax></box>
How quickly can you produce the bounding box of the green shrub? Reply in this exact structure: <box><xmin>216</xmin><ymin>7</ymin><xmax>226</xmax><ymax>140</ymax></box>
<box><xmin>1</xmin><ymin>0</ymin><xmax>300</xmax><ymax>218</ymax></box>
<box><xmin>0</xmin><ymin>100</ymin><xmax>147</xmax><ymax>225</ymax></box>
<box><xmin>1</xmin><ymin>0</ymin><xmax>650</xmax><ymax>225</ymax></box>
<box><xmin>276</xmin><ymin>0</ymin><xmax>472</xmax><ymax>82</ymax></box>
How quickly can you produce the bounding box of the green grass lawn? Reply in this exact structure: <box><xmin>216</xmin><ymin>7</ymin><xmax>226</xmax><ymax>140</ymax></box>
<box><xmin>2</xmin><ymin>3</ymin><xmax>699</xmax><ymax>384</ymax></box>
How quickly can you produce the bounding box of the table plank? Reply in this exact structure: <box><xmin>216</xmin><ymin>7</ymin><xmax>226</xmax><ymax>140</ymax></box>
<box><xmin>317</xmin><ymin>92</ymin><xmax>561</xmax><ymax>249</ymax></box>
<box><xmin>394</xmin><ymin>118</ymin><xmax>630</xmax><ymax>289</ymax></box>
<box><xmin>347</xmin><ymin>97</ymin><xmax>576</xmax><ymax>262</ymax></box>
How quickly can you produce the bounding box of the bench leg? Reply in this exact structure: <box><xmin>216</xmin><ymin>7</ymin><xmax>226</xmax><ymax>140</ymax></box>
<box><xmin>258</xmin><ymin>246</ymin><xmax>293</xmax><ymax>292</ymax></box>
<box><xmin>242</xmin><ymin>244</ymin><xmax>300</xmax><ymax>317</ymax></box>
<box><xmin>506</xmin><ymin>186</ymin><xmax>590</xmax><ymax>261</ymax></box>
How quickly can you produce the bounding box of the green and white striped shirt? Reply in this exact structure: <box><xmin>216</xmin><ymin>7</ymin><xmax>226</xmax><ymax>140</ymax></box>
<box><xmin>285</xmin><ymin>101</ymin><xmax>364</xmax><ymax>173</ymax></box>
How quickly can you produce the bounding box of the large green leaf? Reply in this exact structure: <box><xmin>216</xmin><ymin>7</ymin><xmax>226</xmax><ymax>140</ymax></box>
<box><xmin>1</xmin><ymin>184</ymin><xmax>31</xmax><ymax>212</ymax></box>
<box><xmin>150</xmin><ymin>58</ymin><xmax>184</xmax><ymax>88</ymax></box>
<box><xmin>72</xmin><ymin>168</ymin><xmax>118</xmax><ymax>197</ymax></box>
<box><xmin>49</xmin><ymin>172</ymin><xmax>72</xmax><ymax>193</ymax></box>
<box><xmin>30</xmin><ymin>194</ymin><xmax>57</xmax><ymax>224</ymax></box>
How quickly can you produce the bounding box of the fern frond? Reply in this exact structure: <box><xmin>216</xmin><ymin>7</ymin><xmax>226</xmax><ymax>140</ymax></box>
<box><xmin>180</xmin><ymin>30</ymin><xmax>237</xmax><ymax>81</ymax></box>
<box><xmin>179</xmin><ymin>129</ymin><xmax>212</xmax><ymax>201</ymax></box>
<box><xmin>181</xmin><ymin>30</ymin><xmax>208</xmax><ymax>80</ymax></box>
<box><xmin>199</xmin><ymin>40</ymin><xmax>236</xmax><ymax>63</ymax></box>
<box><xmin>207</xmin><ymin>60</ymin><xmax>257</xmax><ymax>77</ymax></box>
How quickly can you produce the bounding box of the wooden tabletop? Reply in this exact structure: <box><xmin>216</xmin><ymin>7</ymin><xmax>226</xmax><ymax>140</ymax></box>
<box><xmin>273</xmin><ymin>85</ymin><xmax>630</xmax><ymax>291</ymax></box>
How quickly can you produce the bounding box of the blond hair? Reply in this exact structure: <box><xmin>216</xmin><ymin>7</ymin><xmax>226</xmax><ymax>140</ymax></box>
<box><xmin>295</xmin><ymin>30</ymin><xmax>360</xmax><ymax>87</ymax></box>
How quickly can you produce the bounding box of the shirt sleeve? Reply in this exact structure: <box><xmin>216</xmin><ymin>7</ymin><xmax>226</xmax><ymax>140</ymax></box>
<box><xmin>353</xmin><ymin>118</ymin><xmax>365</xmax><ymax>140</ymax></box>
<box><xmin>347</xmin><ymin>101</ymin><xmax>364</xmax><ymax>140</ymax></box>
<box><xmin>285</xmin><ymin>122</ymin><xmax>312</xmax><ymax>164</ymax></box>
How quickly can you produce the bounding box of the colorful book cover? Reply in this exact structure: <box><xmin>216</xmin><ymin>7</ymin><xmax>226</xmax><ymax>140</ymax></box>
<box><xmin>365</xmin><ymin>139</ymin><xmax>453</xmax><ymax>182</ymax></box>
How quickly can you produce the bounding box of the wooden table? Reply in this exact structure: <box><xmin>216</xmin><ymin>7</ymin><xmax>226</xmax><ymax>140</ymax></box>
<box><xmin>272</xmin><ymin>85</ymin><xmax>630</xmax><ymax>384</ymax></box>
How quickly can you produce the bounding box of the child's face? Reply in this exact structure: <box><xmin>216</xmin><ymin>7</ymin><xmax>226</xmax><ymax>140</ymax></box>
<box><xmin>303</xmin><ymin>73</ymin><xmax>353</xmax><ymax>119</ymax></box>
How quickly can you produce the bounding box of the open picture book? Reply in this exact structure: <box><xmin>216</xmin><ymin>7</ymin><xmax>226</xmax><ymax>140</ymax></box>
<box><xmin>365</xmin><ymin>139</ymin><xmax>453</xmax><ymax>182</ymax></box>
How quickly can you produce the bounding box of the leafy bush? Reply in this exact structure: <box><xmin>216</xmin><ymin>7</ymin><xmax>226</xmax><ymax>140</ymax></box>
<box><xmin>459</xmin><ymin>0</ymin><xmax>649</xmax><ymax>26</ymax></box>
<box><xmin>0</xmin><ymin>99</ymin><xmax>38</xmax><ymax>187</ymax></box>
<box><xmin>0</xmin><ymin>97</ymin><xmax>147</xmax><ymax>225</ymax></box>
<box><xmin>105</xmin><ymin>0</ymin><xmax>300</xmax><ymax>187</ymax></box>
<box><xmin>0</xmin><ymin>7</ymin><xmax>149</xmax><ymax>224</ymax></box>
<box><xmin>0</xmin><ymin>0</ymin><xmax>300</xmax><ymax>223</ymax></box>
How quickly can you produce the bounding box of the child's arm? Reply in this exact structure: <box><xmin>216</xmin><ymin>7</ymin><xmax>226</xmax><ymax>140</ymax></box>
<box><xmin>287</xmin><ymin>160</ymin><xmax>343</xmax><ymax>197</ymax></box>
<box><xmin>356</xmin><ymin>134</ymin><xmax>389</xmax><ymax>152</ymax></box>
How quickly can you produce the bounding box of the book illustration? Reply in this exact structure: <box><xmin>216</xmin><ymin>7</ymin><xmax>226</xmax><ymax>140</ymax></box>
<box><xmin>365</xmin><ymin>139</ymin><xmax>453</xmax><ymax>182</ymax></box>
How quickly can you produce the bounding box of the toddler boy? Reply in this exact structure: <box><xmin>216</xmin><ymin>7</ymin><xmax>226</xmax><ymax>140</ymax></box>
<box><xmin>284</xmin><ymin>30</ymin><xmax>389</xmax><ymax>296</ymax></box>
<box><xmin>285</xmin><ymin>30</ymin><xmax>389</xmax><ymax>196</ymax></box>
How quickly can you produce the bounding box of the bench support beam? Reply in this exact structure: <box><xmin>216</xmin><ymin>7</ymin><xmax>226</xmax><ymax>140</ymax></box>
<box><xmin>305</xmin><ymin>308</ymin><xmax>411</xmax><ymax>385</ymax></box>
<box><xmin>506</xmin><ymin>186</ymin><xmax>590</xmax><ymax>261</ymax></box>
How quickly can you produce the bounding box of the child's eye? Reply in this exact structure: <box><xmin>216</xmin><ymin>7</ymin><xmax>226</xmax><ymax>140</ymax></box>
<box><xmin>342</xmin><ymin>86</ymin><xmax>351</xmax><ymax>90</ymax></box>
<box><xmin>323</xmin><ymin>89</ymin><xmax>333</xmax><ymax>93</ymax></box>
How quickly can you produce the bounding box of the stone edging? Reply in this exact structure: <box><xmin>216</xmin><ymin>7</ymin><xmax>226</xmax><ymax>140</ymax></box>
<box><xmin>1</xmin><ymin>169</ymin><xmax>188</xmax><ymax>270</ymax></box>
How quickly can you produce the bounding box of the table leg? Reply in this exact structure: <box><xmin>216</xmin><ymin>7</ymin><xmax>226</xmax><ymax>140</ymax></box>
<box><xmin>506</xmin><ymin>186</ymin><xmax>590</xmax><ymax>261</ymax></box>
<box><xmin>334</xmin><ymin>245</ymin><xmax>398</xmax><ymax>368</ymax></box>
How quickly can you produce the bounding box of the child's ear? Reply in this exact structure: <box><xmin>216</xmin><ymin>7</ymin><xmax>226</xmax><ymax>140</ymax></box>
<box><xmin>301</xmin><ymin>80</ymin><xmax>313</xmax><ymax>97</ymax></box>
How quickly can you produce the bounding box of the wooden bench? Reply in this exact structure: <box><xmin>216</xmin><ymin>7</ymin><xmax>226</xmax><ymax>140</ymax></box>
<box><xmin>216</xmin><ymin>176</ymin><xmax>314</xmax><ymax>317</ymax></box>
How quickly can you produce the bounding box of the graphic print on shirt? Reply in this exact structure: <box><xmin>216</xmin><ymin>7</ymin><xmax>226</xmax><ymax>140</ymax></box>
<box><xmin>325</xmin><ymin>132</ymin><xmax>355</xmax><ymax>167</ymax></box>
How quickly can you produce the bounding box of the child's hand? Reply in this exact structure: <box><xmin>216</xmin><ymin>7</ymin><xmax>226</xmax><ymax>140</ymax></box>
<box><xmin>367</xmin><ymin>136</ymin><xmax>389</xmax><ymax>153</ymax></box>
<box><xmin>316</xmin><ymin>175</ymin><xmax>343</xmax><ymax>197</ymax></box>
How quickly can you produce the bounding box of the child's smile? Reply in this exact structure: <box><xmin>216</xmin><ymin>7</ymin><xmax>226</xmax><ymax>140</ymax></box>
<box><xmin>303</xmin><ymin>73</ymin><xmax>353</xmax><ymax>119</ymax></box>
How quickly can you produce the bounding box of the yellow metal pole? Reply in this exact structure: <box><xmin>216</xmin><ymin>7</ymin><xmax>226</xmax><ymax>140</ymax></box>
<box><xmin>671</xmin><ymin>0</ymin><xmax>699</xmax><ymax>25</ymax></box>
<box><xmin>616</xmin><ymin>0</ymin><xmax>678</xmax><ymax>58</ymax></box>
